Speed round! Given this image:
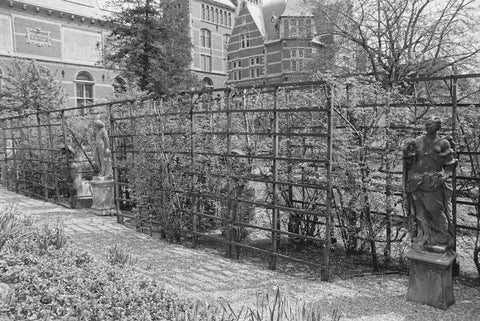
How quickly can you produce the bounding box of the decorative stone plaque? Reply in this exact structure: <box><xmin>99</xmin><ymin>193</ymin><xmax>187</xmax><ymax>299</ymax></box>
<box><xmin>25</xmin><ymin>27</ymin><xmax>52</xmax><ymax>47</ymax></box>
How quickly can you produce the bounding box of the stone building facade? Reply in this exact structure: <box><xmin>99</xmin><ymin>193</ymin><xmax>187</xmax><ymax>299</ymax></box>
<box><xmin>0</xmin><ymin>0</ymin><xmax>117</xmax><ymax>108</ymax></box>
<box><xmin>0</xmin><ymin>0</ymin><xmax>238</xmax><ymax>106</ymax></box>
<box><xmin>226</xmin><ymin>0</ymin><xmax>357</xmax><ymax>86</ymax></box>
<box><xmin>187</xmin><ymin>0</ymin><xmax>236</xmax><ymax>88</ymax></box>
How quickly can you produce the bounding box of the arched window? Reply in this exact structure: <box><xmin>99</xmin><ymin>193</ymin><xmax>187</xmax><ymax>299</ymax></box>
<box><xmin>228</xmin><ymin>13</ymin><xmax>232</xmax><ymax>27</ymax></box>
<box><xmin>113</xmin><ymin>76</ymin><xmax>127</xmax><ymax>94</ymax></box>
<box><xmin>224</xmin><ymin>11</ymin><xmax>227</xmax><ymax>26</ymax></box>
<box><xmin>240</xmin><ymin>27</ymin><xmax>250</xmax><ymax>48</ymax></box>
<box><xmin>210</xmin><ymin>7</ymin><xmax>214</xmax><ymax>22</ymax></box>
<box><xmin>200</xmin><ymin>28</ymin><xmax>211</xmax><ymax>48</ymax></box>
<box><xmin>75</xmin><ymin>71</ymin><xmax>94</xmax><ymax>108</ymax></box>
<box><xmin>206</xmin><ymin>5</ymin><xmax>210</xmax><ymax>21</ymax></box>
<box><xmin>201</xmin><ymin>4</ymin><xmax>205</xmax><ymax>20</ymax></box>
<box><xmin>203</xmin><ymin>77</ymin><xmax>213</xmax><ymax>88</ymax></box>
<box><xmin>220</xmin><ymin>10</ymin><xmax>224</xmax><ymax>25</ymax></box>
<box><xmin>215</xmin><ymin>8</ymin><xmax>219</xmax><ymax>24</ymax></box>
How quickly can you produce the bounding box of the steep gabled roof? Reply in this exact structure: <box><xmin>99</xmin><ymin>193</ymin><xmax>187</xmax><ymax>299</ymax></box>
<box><xmin>245</xmin><ymin>1</ymin><xmax>267</xmax><ymax>36</ymax></box>
<box><xmin>211</xmin><ymin>0</ymin><xmax>236</xmax><ymax>9</ymax></box>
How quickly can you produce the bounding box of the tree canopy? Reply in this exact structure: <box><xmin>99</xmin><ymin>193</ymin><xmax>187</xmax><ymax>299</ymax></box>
<box><xmin>104</xmin><ymin>0</ymin><xmax>197</xmax><ymax>94</ymax></box>
<box><xmin>0</xmin><ymin>59</ymin><xmax>64</xmax><ymax>114</ymax></box>
<box><xmin>315</xmin><ymin>0</ymin><xmax>480</xmax><ymax>84</ymax></box>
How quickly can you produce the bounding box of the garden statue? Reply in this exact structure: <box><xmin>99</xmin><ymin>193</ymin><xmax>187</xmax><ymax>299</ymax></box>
<box><xmin>92</xmin><ymin>120</ymin><xmax>112</xmax><ymax>178</ymax></box>
<box><xmin>90</xmin><ymin>120</ymin><xmax>115</xmax><ymax>216</ymax></box>
<box><xmin>403</xmin><ymin>115</ymin><xmax>457</xmax><ymax>310</ymax></box>
<box><xmin>403</xmin><ymin>116</ymin><xmax>456</xmax><ymax>249</ymax></box>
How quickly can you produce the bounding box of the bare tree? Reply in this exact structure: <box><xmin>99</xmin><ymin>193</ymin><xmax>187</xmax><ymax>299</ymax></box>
<box><xmin>315</xmin><ymin>0</ymin><xmax>480</xmax><ymax>84</ymax></box>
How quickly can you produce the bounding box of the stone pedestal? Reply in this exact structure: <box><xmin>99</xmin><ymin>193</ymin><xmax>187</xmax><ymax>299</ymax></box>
<box><xmin>90</xmin><ymin>177</ymin><xmax>115</xmax><ymax>216</ymax></box>
<box><xmin>405</xmin><ymin>247</ymin><xmax>456</xmax><ymax>310</ymax></box>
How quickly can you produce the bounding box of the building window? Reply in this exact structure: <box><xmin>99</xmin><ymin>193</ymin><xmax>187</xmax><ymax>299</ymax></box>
<box><xmin>201</xmin><ymin>4</ymin><xmax>205</xmax><ymax>20</ymax></box>
<box><xmin>75</xmin><ymin>71</ymin><xmax>94</xmax><ymax>108</ymax></box>
<box><xmin>224</xmin><ymin>12</ymin><xmax>228</xmax><ymax>26</ymax></box>
<box><xmin>223</xmin><ymin>34</ymin><xmax>230</xmax><ymax>50</ymax></box>
<box><xmin>201</xmin><ymin>28</ymin><xmax>211</xmax><ymax>48</ymax></box>
<box><xmin>250</xmin><ymin>67</ymin><xmax>260</xmax><ymax>78</ymax></box>
<box><xmin>228</xmin><ymin>13</ymin><xmax>232</xmax><ymax>27</ymax></box>
<box><xmin>240</xmin><ymin>28</ymin><xmax>250</xmax><ymax>48</ymax></box>
<box><xmin>206</xmin><ymin>5</ymin><xmax>210</xmax><ymax>21</ymax></box>
<box><xmin>215</xmin><ymin>8</ymin><xmax>219</xmax><ymax>24</ymax></box>
<box><xmin>203</xmin><ymin>77</ymin><xmax>213</xmax><ymax>88</ymax></box>
<box><xmin>250</xmin><ymin>56</ymin><xmax>261</xmax><ymax>66</ymax></box>
<box><xmin>220</xmin><ymin>10</ymin><xmax>224</xmax><ymax>25</ymax></box>
<box><xmin>0</xmin><ymin>68</ymin><xmax>3</xmax><ymax>93</ymax></box>
<box><xmin>201</xmin><ymin>54</ymin><xmax>212</xmax><ymax>72</ymax></box>
<box><xmin>211</xmin><ymin>7</ymin><xmax>214</xmax><ymax>22</ymax></box>
<box><xmin>232</xmin><ymin>60</ymin><xmax>242</xmax><ymax>81</ymax></box>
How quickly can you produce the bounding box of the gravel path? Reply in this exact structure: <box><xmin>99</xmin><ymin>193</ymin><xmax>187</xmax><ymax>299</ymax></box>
<box><xmin>1</xmin><ymin>186</ymin><xmax>479</xmax><ymax>321</ymax></box>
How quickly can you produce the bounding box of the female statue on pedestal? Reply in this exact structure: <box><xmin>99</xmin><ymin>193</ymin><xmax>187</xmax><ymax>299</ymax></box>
<box><xmin>403</xmin><ymin>116</ymin><xmax>456</xmax><ymax>249</ymax></box>
<box><xmin>92</xmin><ymin>120</ymin><xmax>112</xmax><ymax>179</ymax></box>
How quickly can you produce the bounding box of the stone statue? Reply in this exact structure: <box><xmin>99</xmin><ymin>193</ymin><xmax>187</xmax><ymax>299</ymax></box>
<box><xmin>92</xmin><ymin>120</ymin><xmax>112</xmax><ymax>178</ymax></box>
<box><xmin>403</xmin><ymin>116</ymin><xmax>456</xmax><ymax>249</ymax></box>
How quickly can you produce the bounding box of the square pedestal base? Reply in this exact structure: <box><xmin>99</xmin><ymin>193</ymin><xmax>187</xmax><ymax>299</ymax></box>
<box><xmin>406</xmin><ymin>248</ymin><xmax>456</xmax><ymax>310</ymax></box>
<box><xmin>90</xmin><ymin>177</ymin><xmax>115</xmax><ymax>216</ymax></box>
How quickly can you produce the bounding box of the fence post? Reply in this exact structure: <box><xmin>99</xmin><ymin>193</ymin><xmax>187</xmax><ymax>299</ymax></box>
<box><xmin>322</xmin><ymin>83</ymin><xmax>334</xmax><ymax>281</ymax></box>
<box><xmin>451</xmin><ymin>76</ymin><xmax>459</xmax><ymax>276</ymax></box>
<box><xmin>46</xmin><ymin>113</ymin><xmax>59</xmax><ymax>202</ymax></box>
<box><xmin>190</xmin><ymin>94</ymin><xmax>199</xmax><ymax>248</ymax></box>
<box><xmin>109</xmin><ymin>103</ymin><xmax>121</xmax><ymax>223</ymax></box>
<box><xmin>36</xmin><ymin>114</ymin><xmax>48</xmax><ymax>199</ymax></box>
<box><xmin>269</xmin><ymin>87</ymin><xmax>279</xmax><ymax>270</ymax></box>
<box><xmin>60</xmin><ymin>111</ymin><xmax>74</xmax><ymax>208</ymax></box>
<box><xmin>225</xmin><ymin>89</ymin><xmax>234</xmax><ymax>258</ymax></box>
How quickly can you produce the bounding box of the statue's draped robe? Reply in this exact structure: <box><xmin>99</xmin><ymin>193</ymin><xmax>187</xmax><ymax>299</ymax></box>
<box><xmin>405</xmin><ymin>136</ymin><xmax>455</xmax><ymax>247</ymax></box>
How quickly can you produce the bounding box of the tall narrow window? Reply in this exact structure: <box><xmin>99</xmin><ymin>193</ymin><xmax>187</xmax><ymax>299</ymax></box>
<box><xmin>201</xmin><ymin>54</ymin><xmax>212</xmax><ymax>72</ymax></box>
<box><xmin>75</xmin><ymin>71</ymin><xmax>94</xmax><ymax>107</ymax></box>
<box><xmin>206</xmin><ymin>5</ymin><xmax>210</xmax><ymax>21</ymax></box>
<box><xmin>223</xmin><ymin>34</ymin><xmax>230</xmax><ymax>49</ymax></box>
<box><xmin>224</xmin><ymin>12</ymin><xmax>228</xmax><ymax>26</ymax></box>
<box><xmin>201</xmin><ymin>4</ymin><xmax>205</xmax><ymax>20</ymax></box>
<box><xmin>215</xmin><ymin>8</ymin><xmax>219</xmax><ymax>24</ymax></box>
<box><xmin>228</xmin><ymin>13</ymin><xmax>232</xmax><ymax>27</ymax></box>
<box><xmin>240</xmin><ymin>28</ymin><xmax>250</xmax><ymax>48</ymax></box>
<box><xmin>220</xmin><ymin>10</ymin><xmax>224</xmax><ymax>25</ymax></box>
<box><xmin>201</xmin><ymin>28</ymin><xmax>211</xmax><ymax>48</ymax></box>
<box><xmin>211</xmin><ymin>7</ymin><xmax>214</xmax><ymax>22</ymax></box>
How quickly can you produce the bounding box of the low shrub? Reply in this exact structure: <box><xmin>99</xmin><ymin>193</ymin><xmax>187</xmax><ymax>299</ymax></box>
<box><xmin>1</xmin><ymin>207</ymin><xmax>339</xmax><ymax>321</ymax></box>
<box><xmin>106</xmin><ymin>244</ymin><xmax>137</xmax><ymax>267</ymax></box>
<box><xmin>0</xmin><ymin>204</ymin><xmax>32</xmax><ymax>253</ymax></box>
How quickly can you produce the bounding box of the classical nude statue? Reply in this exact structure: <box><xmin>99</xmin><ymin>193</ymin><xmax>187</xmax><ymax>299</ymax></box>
<box><xmin>92</xmin><ymin>120</ymin><xmax>112</xmax><ymax>178</ymax></box>
<box><xmin>403</xmin><ymin>116</ymin><xmax>456</xmax><ymax>249</ymax></box>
